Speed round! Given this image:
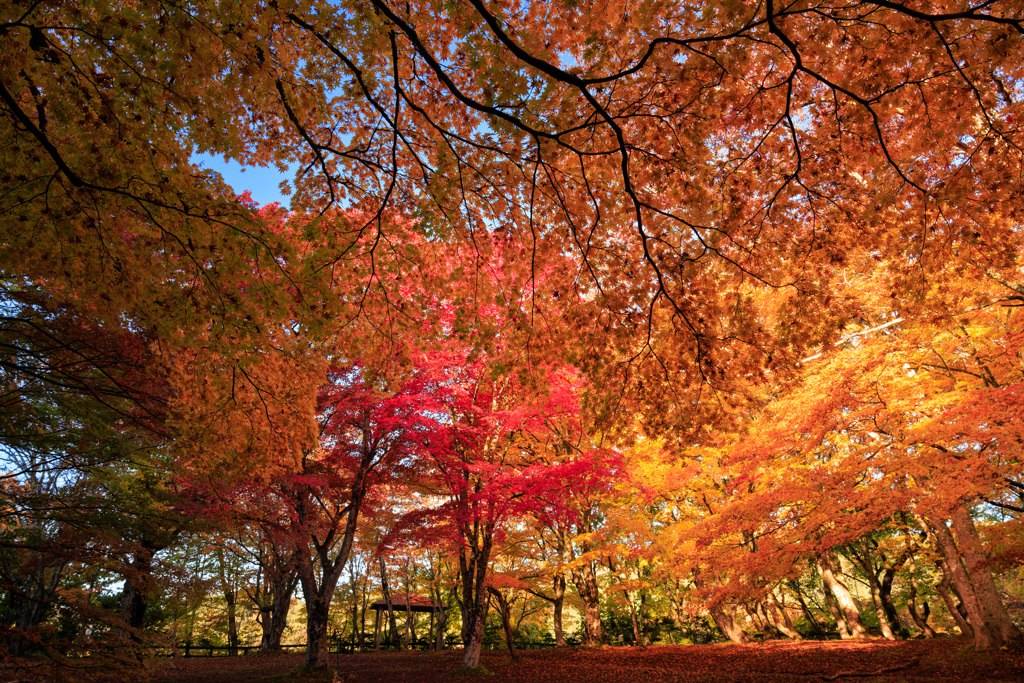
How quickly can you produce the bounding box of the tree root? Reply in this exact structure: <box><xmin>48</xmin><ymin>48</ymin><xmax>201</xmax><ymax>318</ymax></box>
<box><xmin>818</xmin><ymin>655</ymin><xmax>921</xmax><ymax>680</ymax></box>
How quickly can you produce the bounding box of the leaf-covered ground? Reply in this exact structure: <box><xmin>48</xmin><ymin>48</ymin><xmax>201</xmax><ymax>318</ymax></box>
<box><xmin>149</xmin><ymin>638</ymin><xmax>1024</xmax><ymax>682</ymax></box>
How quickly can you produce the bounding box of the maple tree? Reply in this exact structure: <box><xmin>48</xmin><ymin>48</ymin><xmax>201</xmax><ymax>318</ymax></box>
<box><xmin>645</xmin><ymin>263</ymin><xmax>1024</xmax><ymax>649</ymax></box>
<box><xmin>241</xmin><ymin>524</ymin><xmax>302</xmax><ymax>652</ymax></box>
<box><xmin>0</xmin><ymin>281</ymin><xmax>199</xmax><ymax>661</ymax></box>
<box><xmin>362</xmin><ymin>231</ymin><xmax>614</xmax><ymax>668</ymax></box>
<box><xmin>394</xmin><ymin>352</ymin><xmax>612</xmax><ymax>668</ymax></box>
<box><xmin>193</xmin><ymin>488</ymin><xmax>306</xmax><ymax>653</ymax></box>
<box><xmin>280</xmin><ymin>359</ymin><xmax>430</xmax><ymax>668</ymax></box>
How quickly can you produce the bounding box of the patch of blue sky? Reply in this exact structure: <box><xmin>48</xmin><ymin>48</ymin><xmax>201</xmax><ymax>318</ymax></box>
<box><xmin>192</xmin><ymin>152</ymin><xmax>293</xmax><ymax>209</ymax></box>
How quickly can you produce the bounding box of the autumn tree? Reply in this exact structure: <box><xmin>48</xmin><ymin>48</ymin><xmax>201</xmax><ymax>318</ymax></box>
<box><xmin>0</xmin><ymin>281</ymin><xmax>197</xmax><ymax>660</ymax></box>
<box><xmin>666</xmin><ymin>265</ymin><xmax>1024</xmax><ymax>648</ymax></box>
<box><xmin>286</xmin><ymin>360</ymin><xmax>429</xmax><ymax>668</ymax></box>
<box><xmin>397</xmin><ymin>349</ymin><xmax>580</xmax><ymax>668</ymax></box>
<box><xmin>366</xmin><ymin>227</ymin><xmax>616</xmax><ymax>667</ymax></box>
<box><xmin>246</xmin><ymin>530</ymin><xmax>301</xmax><ymax>652</ymax></box>
<box><xmin>516</xmin><ymin>520</ymin><xmax>572</xmax><ymax>647</ymax></box>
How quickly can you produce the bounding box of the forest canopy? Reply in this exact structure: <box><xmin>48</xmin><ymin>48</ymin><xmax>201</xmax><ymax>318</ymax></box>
<box><xmin>1</xmin><ymin>0</ymin><xmax>1023</xmax><ymax>675</ymax></box>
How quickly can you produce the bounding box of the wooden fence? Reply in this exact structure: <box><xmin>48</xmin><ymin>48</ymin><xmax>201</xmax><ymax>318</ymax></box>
<box><xmin>154</xmin><ymin>639</ymin><xmax>441</xmax><ymax>658</ymax></box>
<box><xmin>154</xmin><ymin>644</ymin><xmax>307</xmax><ymax>658</ymax></box>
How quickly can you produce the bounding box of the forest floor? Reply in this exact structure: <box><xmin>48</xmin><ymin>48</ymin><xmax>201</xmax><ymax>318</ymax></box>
<box><xmin>146</xmin><ymin>637</ymin><xmax>1024</xmax><ymax>682</ymax></box>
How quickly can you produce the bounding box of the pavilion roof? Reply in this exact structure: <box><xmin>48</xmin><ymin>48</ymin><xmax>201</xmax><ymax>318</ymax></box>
<box><xmin>369</xmin><ymin>594</ymin><xmax>440</xmax><ymax>612</ymax></box>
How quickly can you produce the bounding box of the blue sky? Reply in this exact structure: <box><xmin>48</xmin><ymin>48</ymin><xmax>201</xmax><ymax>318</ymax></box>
<box><xmin>193</xmin><ymin>152</ymin><xmax>292</xmax><ymax>208</ymax></box>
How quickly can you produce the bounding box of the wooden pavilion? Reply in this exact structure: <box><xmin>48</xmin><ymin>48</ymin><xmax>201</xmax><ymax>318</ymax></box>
<box><xmin>369</xmin><ymin>594</ymin><xmax>446</xmax><ymax>649</ymax></box>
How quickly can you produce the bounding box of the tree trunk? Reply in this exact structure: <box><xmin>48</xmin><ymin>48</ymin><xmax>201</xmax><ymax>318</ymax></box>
<box><xmin>225</xmin><ymin>589</ymin><xmax>239</xmax><ymax>656</ymax></box>
<box><xmin>359</xmin><ymin>584</ymin><xmax>368</xmax><ymax>650</ymax></box>
<box><xmin>299</xmin><ymin>557</ymin><xmax>355</xmax><ymax>667</ymax></box>
<box><xmin>430</xmin><ymin>579</ymin><xmax>447</xmax><ymax>650</ymax></box>
<box><xmin>121</xmin><ymin>577</ymin><xmax>148</xmax><ymax>631</ymax></box>
<box><xmin>879</xmin><ymin>566</ymin><xmax>905</xmax><ymax>638</ymax></box>
<box><xmin>379</xmin><ymin>556</ymin><xmax>399</xmax><ymax>649</ymax></box>
<box><xmin>267</xmin><ymin>586</ymin><xmax>293</xmax><ymax>649</ymax></box>
<box><xmin>435</xmin><ymin>605</ymin><xmax>448</xmax><ymax>650</ymax></box>
<box><xmin>298</xmin><ymin>409</ymin><xmax>377</xmax><ymax>669</ymax></box>
<box><xmin>258</xmin><ymin>568</ymin><xmax>297</xmax><ymax>651</ymax></box>
<box><xmin>571</xmin><ymin>561</ymin><xmax>603</xmax><ymax>646</ymax></box>
<box><xmin>214</xmin><ymin>548</ymin><xmax>240</xmax><ymax>655</ymax></box>
<box><xmin>305</xmin><ymin>596</ymin><xmax>331</xmax><ymax>667</ymax></box>
<box><xmin>351</xmin><ymin>589</ymin><xmax>360</xmax><ymax>651</ymax></box>
<box><xmin>461</xmin><ymin>606</ymin><xmax>486</xmax><ymax>669</ymax></box>
<box><xmin>935</xmin><ymin>568</ymin><xmax>972</xmax><ymax>636</ymax></box>
<box><xmin>905</xmin><ymin>559</ymin><xmax>937</xmax><ymax>638</ymax></box>
<box><xmin>920</xmin><ymin>508</ymin><xmax>1023</xmax><ymax>649</ymax></box>
<box><xmin>749</xmin><ymin>600</ymin><xmax>776</xmax><ymax>638</ymax></box>
<box><xmin>256</xmin><ymin>600</ymin><xmax>274</xmax><ymax>648</ymax></box>
<box><xmin>708</xmin><ymin>602</ymin><xmax>750</xmax><ymax>644</ymax></box>
<box><xmin>489</xmin><ymin>587</ymin><xmax>518</xmax><ymax>660</ymax></box>
<box><xmin>552</xmin><ymin>574</ymin><xmax>567</xmax><ymax>647</ymax></box>
<box><xmin>846</xmin><ymin>540</ymin><xmax>909</xmax><ymax>640</ymax></box>
<box><xmin>121</xmin><ymin>544</ymin><xmax>157</xmax><ymax>634</ymax></box>
<box><xmin>823</xmin><ymin>587</ymin><xmax>850</xmax><ymax>639</ymax></box>
<box><xmin>693</xmin><ymin>568</ymin><xmax>748</xmax><ymax>644</ymax></box>
<box><xmin>915</xmin><ymin>507</ymin><xmax>1021</xmax><ymax>649</ymax></box>
<box><xmin>864</xmin><ymin>570</ymin><xmax>896</xmax><ymax>640</ymax></box>
<box><xmin>948</xmin><ymin>505</ymin><xmax>1023</xmax><ymax>649</ymax></box>
<box><xmin>845</xmin><ymin>543</ymin><xmax>893</xmax><ymax>639</ymax></box>
<box><xmin>525</xmin><ymin>573</ymin><xmax>569</xmax><ymax>646</ymax></box>
<box><xmin>768</xmin><ymin>591</ymin><xmax>802</xmax><ymax>640</ymax></box>
<box><xmin>458</xmin><ymin>532</ymin><xmax>493</xmax><ymax>669</ymax></box>
<box><xmin>818</xmin><ymin>552</ymin><xmax>867</xmax><ymax>638</ymax></box>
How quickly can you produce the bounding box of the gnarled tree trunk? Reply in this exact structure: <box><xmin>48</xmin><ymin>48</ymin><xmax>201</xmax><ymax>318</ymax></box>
<box><xmin>819</xmin><ymin>552</ymin><xmax>867</xmax><ymax>638</ymax></box>
<box><xmin>920</xmin><ymin>507</ymin><xmax>1023</xmax><ymax>650</ymax></box>
<box><xmin>935</xmin><ymin>565</ymin><xmax>972</xmax><ymax>637</ymax></box>
<box><xmin>879</xmin><ymin>565</ymin><xmax>905</xmax><ymax>638</ymax></box>
<box><xmin>767</xmin><ymin>590</ymin><xmax>802</xmax><ymax>640</ymax></box>
<box><xmin>708</xmin><ymin>602</ymin><xmax>750</xmax><ymax>644</ymax></box>
<box><xmin>121</xmin><ymin>542</ymin><xmax>158</xmax><ymax>634</ymax></box>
